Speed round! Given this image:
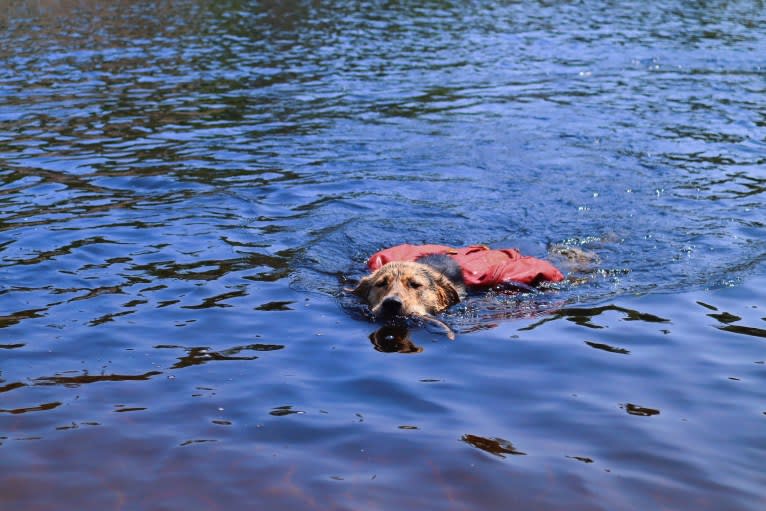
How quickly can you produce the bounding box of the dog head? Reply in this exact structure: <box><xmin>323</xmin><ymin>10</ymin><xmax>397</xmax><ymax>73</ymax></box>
<box><xmin>351</xmin><ymin>261</ymin><xmax>461</xmax><ymax>318</ymax></box>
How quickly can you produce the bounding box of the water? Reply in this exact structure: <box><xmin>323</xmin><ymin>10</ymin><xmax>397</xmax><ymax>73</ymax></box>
<box><xmin>1</xmin><ymin>1</ymin><xmax>765</xmax><ymax>509</ymax></box>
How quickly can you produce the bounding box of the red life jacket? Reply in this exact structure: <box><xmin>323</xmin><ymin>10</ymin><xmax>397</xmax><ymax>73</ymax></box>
<box><xmin>367</xmin><ymin>244</ymin><xmax>564</xmax><ymax>287</ymax></box>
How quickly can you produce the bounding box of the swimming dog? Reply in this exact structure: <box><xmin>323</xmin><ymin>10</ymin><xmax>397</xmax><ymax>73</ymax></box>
<box><xmin>350</xmin><ymin>244</ymin><xmax>599</xmax><ymax>340</ymax></box>
<box><xmin>350</xmin><ymin>254</ymin><xmax>465</xmax><ymax>339</ymax></box>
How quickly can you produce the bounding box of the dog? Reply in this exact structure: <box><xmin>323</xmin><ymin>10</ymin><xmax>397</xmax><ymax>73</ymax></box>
<box><xmin>350</xmin><ymin>254</ymin><xmax>465</xmax><ymax>339</ymax></box>
<box><xmin>350</xmin><ymin>245</ymin><xmax>599</xmax><ymax>340</ymax></box>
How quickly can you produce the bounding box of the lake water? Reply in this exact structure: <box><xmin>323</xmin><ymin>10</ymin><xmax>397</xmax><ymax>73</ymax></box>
<box><xmin>1</xmin><ymin>1</ymin><xmax>764</xmax><ymax>510</ymax></box>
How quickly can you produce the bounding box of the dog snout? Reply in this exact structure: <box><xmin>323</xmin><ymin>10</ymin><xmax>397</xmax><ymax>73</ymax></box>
<box><xmin>381</xmin><ymin>296</ymin><xmax>403</xmax><ymax>315</ymax></box>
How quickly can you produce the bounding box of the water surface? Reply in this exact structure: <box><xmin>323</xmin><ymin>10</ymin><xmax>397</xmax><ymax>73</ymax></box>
<box><xmin>1</xmin><ymin>1</ymin><xmax>765</xmax><ymax>510</ymax></box>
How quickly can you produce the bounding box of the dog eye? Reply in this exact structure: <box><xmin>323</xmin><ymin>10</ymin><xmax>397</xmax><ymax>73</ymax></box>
<box><xmin>409</xmin><ymin>280</ymin><xmax>423</xmax><ymax>289</ymax></box>
<box><xmin>375</xmin><ymin>279</ymin><xmax>388</xmax><ymax>288</ymax></box>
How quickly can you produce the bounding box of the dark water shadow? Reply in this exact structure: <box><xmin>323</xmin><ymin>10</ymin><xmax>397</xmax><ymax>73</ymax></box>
<box><xmin>0</xmin><ymin>401</ymin><xmax>62</xmax><ymax>415</ymax></box>
<box><xmin>519</xmin><ymin>303</ymin><xmax>671</xmax><ymax>331</ymax></box>
<box><xmin>462</xmin><ymin>434</ymin><xmax>527</xmax><ymax>458</ymax></box>
<box><xmin>700</xmin><ymin>301</ymin><xmax>766</xmax><ymax>340</ymax></box>
<box><xmin>34</xmin><ymin>371</ymin><xmax>162</xmax><ymax>386</ymax></box>
<box><xmin>154</xmin><ymin>343</ymin><xmax>285</xmax><ymax>369</ymax></box>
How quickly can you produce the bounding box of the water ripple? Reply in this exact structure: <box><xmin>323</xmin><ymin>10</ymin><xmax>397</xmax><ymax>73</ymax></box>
<box><xmin>1</xmin><ymin>1</ymin><xmax>765</xmax><ymax>510</ymax></box>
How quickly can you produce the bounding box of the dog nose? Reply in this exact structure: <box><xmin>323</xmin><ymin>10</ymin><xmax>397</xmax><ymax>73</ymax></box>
<box><xmin>381</xmin><ymin>296</ymin><xmax>403</xmax><ymax>315</ymax></box>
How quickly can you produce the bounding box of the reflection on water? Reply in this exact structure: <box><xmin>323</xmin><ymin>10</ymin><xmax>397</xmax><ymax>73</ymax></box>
<box><xmin>462</xmin><ymin>434</ymin><xmax>527</xmax><ymax>458</ymax></box>
<box><xmin>521</xmin><ymin>303</ymin><xmax>671</xmax><ymax>330</ymax></box>
<box><xmin>623</xmin><ymin>403</ymin><xmax>661</xmax><ymax>417</ymax></box>
<box><xmin>368</xmin><ymin>325</ymin><xmax>423</xmax><ymax>354</ymax></box>
<box><xmin>35</xmin><ymin>371</ymin><xmax>163</xmax><ymax>386</ymax></box>
<box><xmin>701</xmin><ymin>301</ymin><xmax>766</xmax><ymax>339</ymax></box>
<box><xmin>584</xmin><ymin>340</ymin><xmax>631</xmax><ymax>355</ymax></box>
<box><xmin>160</xmin><ymin>343</ymin><xmax>285</xmax><ymax>369</ymax></box>
<box><xmin>1</xmin><ymin>0</ymin><xmax>765</xmax><ymax>510</ymax></box>
<box><xmin>0</xmin><ymin>401</ymin><xmax>62</xmax><ymax>415</ymax></box>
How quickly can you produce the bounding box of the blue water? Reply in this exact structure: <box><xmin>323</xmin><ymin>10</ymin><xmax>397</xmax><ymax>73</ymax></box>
<box><xmin>1</xmin><ymin>1</ymin><xmax>765</xmax><ymax>510</ymax></box>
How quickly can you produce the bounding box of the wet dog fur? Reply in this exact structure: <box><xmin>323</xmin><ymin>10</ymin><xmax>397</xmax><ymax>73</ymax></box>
<box><xmin>351</xmin><ymin>254</ymin><xmax>465</xmax><ymax>336</ymax></box>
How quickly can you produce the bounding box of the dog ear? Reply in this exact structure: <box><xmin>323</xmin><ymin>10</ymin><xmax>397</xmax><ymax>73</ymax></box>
<box><xmin>348</xmin><ymin>275</ymin><xmax>373</xmax><ymax>299</ymax></box>
<box><xmin>435</xmin><ymin>276</ymin><xmax>461</xmax><ymax>309</ymax></box>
